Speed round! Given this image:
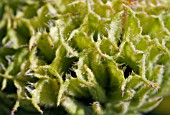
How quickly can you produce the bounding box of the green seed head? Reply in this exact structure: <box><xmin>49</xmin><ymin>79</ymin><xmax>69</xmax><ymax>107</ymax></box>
<box><xmin>0</xmin><ymin>0</ymin><xmax>170</xmax><ymax>115</ymax></box>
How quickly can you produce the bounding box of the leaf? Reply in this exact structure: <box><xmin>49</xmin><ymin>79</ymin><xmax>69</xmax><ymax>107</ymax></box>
<box><xmin>123</xmin><ymin>5</ymin><xmax>142</xmax><ymax>42</ymax></box>
<box><xmin>61</xmin><ymin>95</ymin><xmax>92</xmax><ymax>115</ymax></box>
<box><xmin>31</xmin><ymin>79</ymin><xmax>59</xmax><ymax>106</ymax></box>
<box><xmin>136</xmin><ymin>12</ymin><xmax>170</xmax><ymax>42</ymax></box>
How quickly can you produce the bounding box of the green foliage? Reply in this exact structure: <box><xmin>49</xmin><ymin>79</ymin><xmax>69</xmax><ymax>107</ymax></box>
<box><xmin>0</xmin><ymin>0</ymin><xmax>170</xmax><ymax>115</ymax></box>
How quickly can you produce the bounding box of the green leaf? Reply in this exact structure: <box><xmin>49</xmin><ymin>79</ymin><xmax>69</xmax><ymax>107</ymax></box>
<box><xmin>31</xmin><ymin>78</ymin><xmax>59</xmax><ymax>106</ymax></box>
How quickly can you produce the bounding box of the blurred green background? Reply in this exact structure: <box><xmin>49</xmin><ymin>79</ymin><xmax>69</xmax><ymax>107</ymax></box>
<box><xmin>146</xmin><ymin>96</ymin><xmax>170</xmax><ymax>115</ymax></box>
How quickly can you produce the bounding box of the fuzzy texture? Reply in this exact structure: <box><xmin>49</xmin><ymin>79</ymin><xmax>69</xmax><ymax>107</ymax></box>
<box><xmin>0</xmin><ymin>0</ymin><xmax>170</xmax><ymax>115</ymax></box>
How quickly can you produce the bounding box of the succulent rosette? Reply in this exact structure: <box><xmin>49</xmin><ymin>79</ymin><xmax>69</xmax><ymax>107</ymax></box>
<box><xmin>0</xmin><ymin>0</ymin><xmax>170</xmax><ymax>115</ymax></box>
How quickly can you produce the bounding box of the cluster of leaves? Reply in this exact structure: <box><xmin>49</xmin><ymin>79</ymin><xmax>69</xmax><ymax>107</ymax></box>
<box><xmin>0</xmin><ymin>0</ymin><xmax>170</xmax><ymax>115</ymax></box>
